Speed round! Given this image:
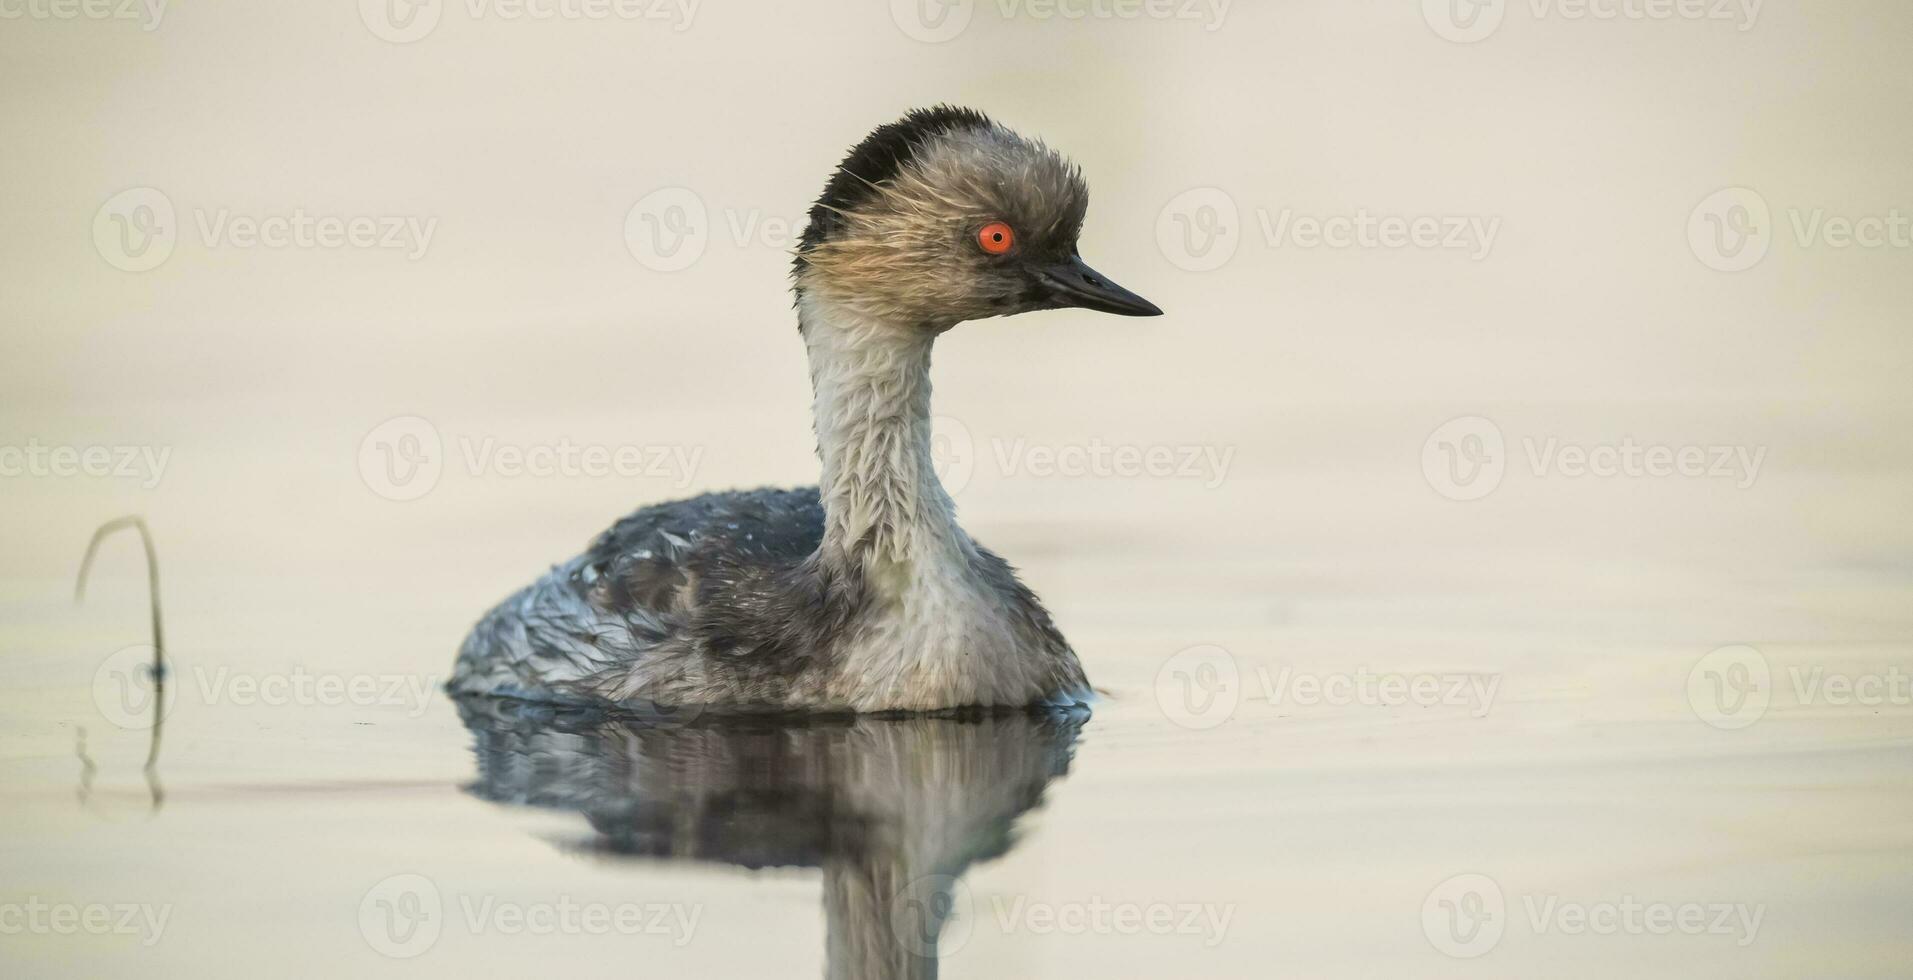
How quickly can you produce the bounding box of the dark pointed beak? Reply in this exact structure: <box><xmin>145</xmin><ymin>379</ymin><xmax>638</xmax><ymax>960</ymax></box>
<box><xmin>1035</xmin><ymin>255</ymin><xmax>1163</xmax><ymax>317</ymax></box>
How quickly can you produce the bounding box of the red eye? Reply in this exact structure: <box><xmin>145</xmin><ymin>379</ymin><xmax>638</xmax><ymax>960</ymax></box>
<box><xmin>977</xmin><ymin>221</ymin><xmax>1015</xmax><ymax>255</ymax></box>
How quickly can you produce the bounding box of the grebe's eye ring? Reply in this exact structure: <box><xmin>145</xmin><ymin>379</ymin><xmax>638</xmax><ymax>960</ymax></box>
<box><xmin>977</xmin><ymin>221</ymin><xmax>1015</xmax><ymax>255</ymax></box>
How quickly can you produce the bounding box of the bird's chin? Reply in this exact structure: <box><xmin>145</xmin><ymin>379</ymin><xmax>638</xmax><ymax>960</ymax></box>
<box><xmin>977</xmin><ymin>296</ymin><xmax>1099</xmax><ymax>322</ymax></box>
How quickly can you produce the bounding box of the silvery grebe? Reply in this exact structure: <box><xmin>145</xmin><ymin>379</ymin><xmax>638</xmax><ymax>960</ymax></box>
<box><xmin>450</xmin><ymin>106</ymin><xmax>1161</xmax><ymax>713</ymax></box>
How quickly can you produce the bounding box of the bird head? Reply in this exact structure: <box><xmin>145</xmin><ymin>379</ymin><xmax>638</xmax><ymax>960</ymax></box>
<box><xmin>793</xmin><ymin>106</ymin><xmax>1162</xmax><ymax>331</ymax></box>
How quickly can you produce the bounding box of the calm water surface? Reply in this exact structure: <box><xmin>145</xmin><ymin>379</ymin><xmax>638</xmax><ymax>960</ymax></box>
<box><xmin>4</xmin><ymin>506</ymin><xmax>1909</xmax><ymax>977</ymax></box>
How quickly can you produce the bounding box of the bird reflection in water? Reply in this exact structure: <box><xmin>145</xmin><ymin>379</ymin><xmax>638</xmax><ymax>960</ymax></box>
<box><xmin>456</xmin><ymin>697</ymin><xmax>1086</xmax><ymax>979</ymax></box>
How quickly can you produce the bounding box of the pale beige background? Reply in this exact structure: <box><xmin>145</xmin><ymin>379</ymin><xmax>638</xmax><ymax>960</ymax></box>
<box><xmin>3</xmin><ymin>1</ymin><xmax>1910</xmax><ymax>977</ymax></box>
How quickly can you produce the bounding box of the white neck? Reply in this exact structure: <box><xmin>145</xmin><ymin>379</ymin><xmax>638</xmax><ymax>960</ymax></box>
<box><xmin>799</xmin><ymin>292</ymin><xmax>969</xmax><ymax>585</ymax></box>
<box><xmin>796</xmin><ymin>291</ymin><xmax>1082</xmax><ymax>711</ymax></box>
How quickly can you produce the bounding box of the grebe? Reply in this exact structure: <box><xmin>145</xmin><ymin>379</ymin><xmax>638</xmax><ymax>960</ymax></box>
<box><xmin>450</xmin><ymin>106</ymin><xmax>1161</xmax><ymax>713</ymax></box>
